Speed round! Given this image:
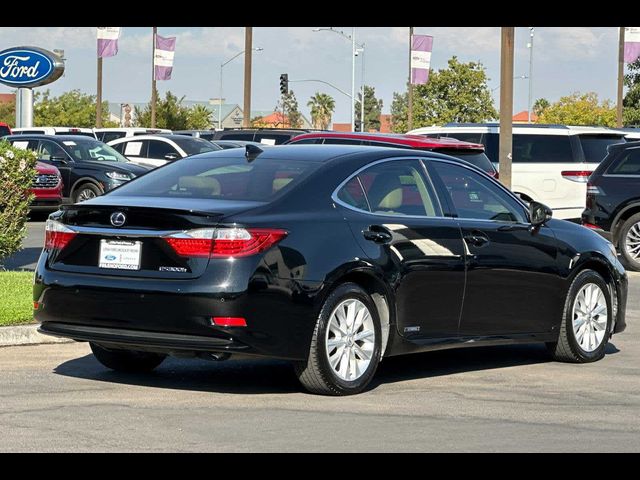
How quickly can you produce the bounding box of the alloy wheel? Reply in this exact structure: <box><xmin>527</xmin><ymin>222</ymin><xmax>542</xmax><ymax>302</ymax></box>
<box><xmin>572</xmin><ymin>283</ymin><xmax>608</xmax><ymax>353</ymax></box>
<box><xmin>624</xmin><ymin>222</ymin><xmax>640</xmax><ymax>260</ymax></box>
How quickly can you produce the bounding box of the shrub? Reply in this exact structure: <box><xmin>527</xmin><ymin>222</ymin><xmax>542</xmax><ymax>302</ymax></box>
<box><xmin>0</xmin><ymin>140</ymin><xmax>37</xmax><ymax>264</ymax></box>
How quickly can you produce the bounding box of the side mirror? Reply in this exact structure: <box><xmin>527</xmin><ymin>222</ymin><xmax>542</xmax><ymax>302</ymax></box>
<box><xmin>529</xmin><ymin>201</ymin><xmax>552</xmax><ymax>227</ymax></box>
<box><xmin>164</xmin><ymin>153</ymin><xmax>180</xmax><ymax>161</ymax></box>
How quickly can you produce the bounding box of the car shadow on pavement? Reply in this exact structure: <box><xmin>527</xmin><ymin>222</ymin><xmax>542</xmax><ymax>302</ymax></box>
<box><xmin>53</xmin><ymin>342</ymin><xmax>621</xmax><ymax>395</ymax></box>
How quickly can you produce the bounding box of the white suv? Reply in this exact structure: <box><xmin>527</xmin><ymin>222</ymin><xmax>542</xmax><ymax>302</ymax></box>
<box><xmin>11</xmin><ymin>127</ymin><xmax>97</xmax><ymax>138</ymax></box>
<box><xmin>407</xmin><ymin>123</ymin><xmax>627</xmax><ymax>220</ymax></box>
<box><xmin>94</xmin><ymin>127</ymin><xmax>172</xmax><ymax>143</ymax></box>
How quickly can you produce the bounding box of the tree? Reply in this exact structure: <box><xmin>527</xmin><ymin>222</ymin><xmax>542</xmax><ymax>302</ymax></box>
<box><xmin>354</xmin><ymin>86</ymin><xmax>383</xmax><ymax>131</ymax></box>
<box><xmin>0</xmin><ymin>95</ymin><xmax>15</xmax><ymax>126</ymax></box>
<box><xmin>34</xmin><ymin>89</ymin><xmax>116</xmax><ymax>128</ymax></box>
<box><xmin>187</xmin><ymin>104</ymin><xmax>213</xmax><ymax>130</ymax></box>
<box><xmin>275</xmin><ymin>90</ymin><xmax>303</xmax><ymax>128</ymax></box>
<box><xmin>391</xmin><ymin>56</ymin><xmax>497</xmax><ymax>132</ymax></box>
<box><xmin>134</xmin><ymin>90</ymin><xmax>191</xmax><ymax>130</ymax></box>
<box><xmin>307</xmin><ymin>92</ymin><xmax>335</xmax><ymax>130</ymax></box>
<box><xmin>533</xmin><ymin>98</ymin><xmax>550</xmax><ymax>118</ymax></box>
<box><xmin>538</xmin><ymin>92</ymin><xmax>616</xmax><ymax>127</ymax></box>
<box><xmin>623</xmin><ymin>58</ymin><xmax>640</xmax><ymax>126</ymax></box>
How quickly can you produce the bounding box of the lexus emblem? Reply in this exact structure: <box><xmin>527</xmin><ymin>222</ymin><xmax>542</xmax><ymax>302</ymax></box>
<box><xmin>110</xmin><ymin>212</ymin><xmax>127</xmax><ymax>227</ymax></box>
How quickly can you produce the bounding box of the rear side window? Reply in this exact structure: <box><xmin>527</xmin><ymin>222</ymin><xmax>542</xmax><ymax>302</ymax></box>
<box><xmin>148</xmin><ymin>140</ymin><xmax>179</xmax><ymax>159</ymax></box>
<box><xmin>608</xmin><ymin>148</ymin><xmax>640</xmax><ymax>175</ymax></box>
<box><xmin>101</xmin><ymin>132</ymin><xmax>125</xmax><ymax>143</ymax></box>
<box><xmin>111</xmin><ymin>155</ymin><xmax>321</xmax><ymax>201</ymax></box>
<box><xmin>321</xmin><ymin>138</ymin><xmax>363</xmax><ymax>145</ymax></box>
<box><xmin>579</xmin><ymin>135</ymin><xmax>626</xmax><ymax>163</ymax></box>
<box><xmin>289</xmin><ymin>138</ymin><xmax>322</xmax><ymax>144</ymax></box>
<box><xmin>337</xmin><ymin>160</ymin><xmax>441</xmax><ymax>217</ymax></box>
<box><xmin>512</xmin><ymin>134</ymin><xmax>573</xmax><ymax>163</ymax></box>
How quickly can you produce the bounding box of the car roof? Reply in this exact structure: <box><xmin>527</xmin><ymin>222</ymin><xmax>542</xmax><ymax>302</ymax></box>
<box><xmin>108</xmin><ymin>134</ymin><xmax>195</xmax><ymax>142</ymax></box>
<box><xmin>289</xmin><ymin>131</ymin><xmax>485</xmax><ymax>150</ymax></box>
<box><xmin>12</xmin><ymin>126</ymin><xmax>93</xmax><ymax>131</ymax></box>
<box><xmin>408</xmin><ymin>123</ymin><xmax>628</xmax><ymax>136</ymax></box>
<box><xmin>4</xmin><ymin>134</ymin><xmax>96</xmax><ymax>141</ymax></box>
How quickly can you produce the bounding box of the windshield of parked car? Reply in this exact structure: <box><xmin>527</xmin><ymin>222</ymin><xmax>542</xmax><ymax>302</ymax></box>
<box><xmin>579</xmin><ymin>134</ymin><xmax>627</xmax><ymax>163</ymax></box>
<box><xmin>169</xmin><ymin>136</ymin><xmax>220</xmax><ymax>155</ymax></box>
<box><xmin>61</xmin><ymin>138</ymin><xmax>129</xmax><ymax>162</ymax></box>
<box><xmin>110</xmin><ymin>155</ymin><xmax>321</xmax><ymax>201</ymax></box>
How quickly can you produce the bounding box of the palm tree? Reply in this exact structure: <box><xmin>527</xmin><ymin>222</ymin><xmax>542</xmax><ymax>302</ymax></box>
<box><xmin>307</xmin><ymin>93</ymin><xmax>336</xmax><ymax>130</ymax></box>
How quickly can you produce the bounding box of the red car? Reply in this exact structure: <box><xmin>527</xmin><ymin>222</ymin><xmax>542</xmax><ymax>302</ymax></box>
<box><xmin>285</xmin><ymin>131</ymin><xmax>498</xmax><ymax>178</ymax></box>
<box><xmin>0</xmin><ymin>122</ymin><xmax>11</xmax><ymax>137</ymax></box>
<box><xmin>30</xmin><ymin>161</ymin><xmax>63</xmax><ymax>212</ymax></box>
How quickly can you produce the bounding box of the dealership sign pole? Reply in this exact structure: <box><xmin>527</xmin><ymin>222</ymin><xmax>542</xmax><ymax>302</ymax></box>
<box><xmin>0</xmin><ymin>46</ymin><xmax>65</xmax><ymax>128</ymax></box>
<box><xmin>96</xmin><ymin>27</ymin><xmax>121</xmax><ymax>129</ymax></box>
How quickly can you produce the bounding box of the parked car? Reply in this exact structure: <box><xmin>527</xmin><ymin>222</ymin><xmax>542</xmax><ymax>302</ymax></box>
<box><xmin>0</xmin><ymin>122</ymin><xmax>11</xmax><ymax>137</ymax></box>
<box><xmin>29</xmin><ymin>161</ymin><xmax>63</xmax><ymax>212</ymax></box>
<box><xmin>5</xmin><ymin>135</ymin><xmax>149</xmax><ymax>203</ymax></box>
<box><xmin>94</xmin><ymin>128</ymin><xmax>172</xmax><ymax>143</ymax></box>
<box><xmin>35</xmin><ymin>145</ymin><xmax>627</xmax><ymax>396</ymax></box>
<box><xmin>407</xmin><ymin>123</ymin><xmax>628</xmax><ymax>220</ymax></box>
<box><xmin>12</xmin><ymin>127</ymin><xmax>97</xmax><ymax>139</ymax></box>
<box><xmin>173</xmin><ymin>129</ymin><xmax>216</xmax><ymax>141</ymax></box>
<box><xmin>582</xmin><ymin>140</ymin><xmax>640</xmax><ymax>270</ymax></box>
<box><xmin>212</xmin><ymin>128</ymin><xmax>317</xmax><ymax>145</ymax></box>
<box><xmin>107</xmin><ymin>134</ymin><xmax>221</xmax><ymax>168</ymax></box>
<box><xmin>211</xmin><ymin>140</ymin><xmax>271</xmax><ymax>150</ymax></box>
<box><xmin>285</xmin><ymin>131</ymin><xmax>498</xmax><ymax>177</ymax></box>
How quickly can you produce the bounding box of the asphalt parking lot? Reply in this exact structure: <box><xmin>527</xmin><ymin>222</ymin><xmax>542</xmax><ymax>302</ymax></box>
<box><xmin>1</xmin><ymin>221</ymin><xmax>639</xmax><ymax>452</ymax></box>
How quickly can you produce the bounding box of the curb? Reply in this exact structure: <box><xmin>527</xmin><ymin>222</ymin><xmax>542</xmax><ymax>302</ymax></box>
<box><xmin>0</xmin><ymin>324</ymin><xmax>73</xmax><ymax>347</ymax></box>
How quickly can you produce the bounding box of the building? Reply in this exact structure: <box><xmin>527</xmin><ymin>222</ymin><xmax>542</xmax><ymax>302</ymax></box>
<box><xmin>513</xmin><ymin>110</ymin><xmax>538</xmax><ymax>124</ymax></box>
<box><xmin>251</xmin><ymin>111</ymin><xmax>312</xmax><ymax>129</ymax></box>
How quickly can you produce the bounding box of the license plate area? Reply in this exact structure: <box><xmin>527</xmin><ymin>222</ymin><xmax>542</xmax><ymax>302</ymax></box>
<box><xmin>99</xmin><ymin>239</ymin><xmax>142</xmax><ymax>270</ymax></box>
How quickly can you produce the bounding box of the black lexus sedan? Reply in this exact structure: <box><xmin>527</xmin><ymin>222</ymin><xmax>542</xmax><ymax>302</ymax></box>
<box><xmin>35</xmin><ymin>145</ymin><xmax>628</xmax><ymax>395</ymax></box>
<box><xmin>5</xmin><ymin>134</ymin><xmax>149</xmax><ymax>203</ymax></box>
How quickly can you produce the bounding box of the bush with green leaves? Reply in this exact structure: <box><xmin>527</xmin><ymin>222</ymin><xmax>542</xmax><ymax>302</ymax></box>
<box><xmin>0</xmin><ymin>140</ymin><xmax>37</xmax><ymax>264</ymax></box>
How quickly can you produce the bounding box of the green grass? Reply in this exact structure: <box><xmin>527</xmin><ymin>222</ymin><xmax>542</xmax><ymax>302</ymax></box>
<box><xmin>0</xmin><ymin>271</ymin><xmax>34</xmax><ymax>326</ymax></box>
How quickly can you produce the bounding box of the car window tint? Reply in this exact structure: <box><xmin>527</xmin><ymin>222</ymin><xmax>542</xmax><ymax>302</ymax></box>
<box><xmin>101</xmin><ymin>132</ymin><xmax>125</xmax><ymax>143</ymax></box>
<box><xmin>148</xmin><ymin>140</ymin><xmax>179</xmax><ymax>159</ymax></box>
<box><xmin>609</xmin><ymin>148</ymin><xmax>640</xmax><ymax>175</ymax></box>
<box><xmin>219</xmin><ymin>133</ymin><xmax>256</xmax><ymax>142</ymax></box>
<box><xmin>342</xmin><ymin>160</ymin><xmax>440</xmax><ymax>217</ymax></box>
<box><xmin>0</xmin><ymin>125</ymin><xmax>11</xmax><ymax>137</ymax></box>
<box><xmin>289</xmin><ymin>138</ymin><xmax>321</xmax><ymax>144</ymax></box>
<box><xmin>321</xmin><ymin>138</ymin><xmax>363</xmax><ymax>145</ymax></box>
<box><xmin>512</xmin><ymin>134</ymin><xmax>573</xmax><ymax>163</ymax></box>
<box><xmin>431</xmin><ymin>162</ymin><xmax>526</xmax><ymax>223</ymax></box>
<box><xmin>254</xmin><ymin>134</ymin><xmax>291</xmax><ymax>145</ymax></box>
<box><xmin>432</xmin><ymin>149</ymin><xmax>495</xmax><ymax>174</ymax></box>
<box><xmin>337</xmin><ymin>177</ymin><xmax>369</xmax><ymax>211</ymax></box>
<box><xmin>37</xmin><ymin>140</ymin><xmax>66</xmax><ymax>160</ymax></box>
<box><xmin>444</xmin><ymin>132</ymin><xmax>483</xmax><ymax>144</ymax></box>
<box><xmin>579</xmin><ymin>135</ymin><xmax>626</xmax><ymax>163</ymax></box>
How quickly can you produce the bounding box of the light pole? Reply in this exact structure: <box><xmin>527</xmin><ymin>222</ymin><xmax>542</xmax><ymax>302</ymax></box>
<box><xmin>219</xmin><ymin>47</ymin><xmax>263</xmax><ymax>130</ymax></box>
<box><xmin>313</xmin><ymin>27</ymin><xmax>364</xmax><ymax>131</ymax></box>
<box><xmin>356</xmin><ymin>45</ymin><xmax>365</xmax><ymax>131</ymax></box>
<box><xmin>527</xmin><ymin>27</ymin><xmax>534</xmax><ymax>123</ymax></box>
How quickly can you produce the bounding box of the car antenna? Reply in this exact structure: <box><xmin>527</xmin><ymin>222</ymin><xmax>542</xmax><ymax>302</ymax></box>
<box><xmin>245</xmin><ymin>144</ymin><xmax>263</xmax><ymax>163</ymax></box>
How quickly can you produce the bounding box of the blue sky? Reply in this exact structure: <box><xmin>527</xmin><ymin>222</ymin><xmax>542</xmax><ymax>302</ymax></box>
<box><xmin>0</xmin><ymin>27</ymin><xmax>623</xmax><ymax>123</ymax></box>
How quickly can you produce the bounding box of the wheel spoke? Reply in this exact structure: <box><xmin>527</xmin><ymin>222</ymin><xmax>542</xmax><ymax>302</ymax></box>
<box><xmin>327</xmin><ymin>338</ymin><xmax>346</xmax><ymax>350</ymax></box>
<box><xmin>353</xmin><ymin>343</ymin><xmax>371</xmax><ymax>361</ymax></box>
<box><xmin>353</xmin><ymin>329</ymin><xmax>374</xmax><ymax>343</ymax></box>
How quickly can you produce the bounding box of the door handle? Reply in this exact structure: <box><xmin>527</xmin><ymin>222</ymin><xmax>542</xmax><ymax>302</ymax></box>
<box><xmin>463</xmin><ymin>231</ymin><xmax>490</xmax><ymax>247</ymax></box>
<box><xmin>363</xmin><ymin>226</ymin><xmax>393</xmax><ymax>244</ymax></box>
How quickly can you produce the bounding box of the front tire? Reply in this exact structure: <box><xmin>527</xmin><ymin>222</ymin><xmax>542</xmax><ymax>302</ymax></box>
<box><xmin>294</xmin><ymin>283</ymin><xmax>382</xmax><ymax>396</ymax></box>
<box><xmin>90</xmin><ymin>343</ymin><xmax>166</xmax><ymax>373</ymax></box>
<box><xmin>547</xmin><ymin>270</ymin><xmax>612</xmax><ymax>363</ymax></box>
<box><xmin>618</xmin><ymin>213</ymin><xmax>640</xmax><ymax>271</ymax></box>
<box><xmin>73</xmin><ymin>183</ymin><xmax>103</xmax><ymax>203</ymax></box>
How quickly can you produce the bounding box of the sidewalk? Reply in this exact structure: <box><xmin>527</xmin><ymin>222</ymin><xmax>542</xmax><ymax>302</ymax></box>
<box><xmin>0</xmin><ymin>324</ymin><xmax>73</xmax><ymax>347</ymax></box>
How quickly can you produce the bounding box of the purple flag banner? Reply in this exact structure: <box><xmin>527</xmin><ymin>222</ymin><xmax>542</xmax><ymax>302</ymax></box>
<box><xmin>97</xmin><ymin>27</ymin><xmax>120</xmax><ymax>58</ymax></box>
<box><xmin>411</xmin><ymin>34</ymin><xmax>433</xmax><ymax>85</ymax></box>
<box><xmin>154</xmin><ymin>35</ymin><xmax>176</xmax><ymax>81</ymax></box>
<box><xmin>624</xmin><ymin>27</ymin><xmax>640</xmax><ymax>63</ymax></box>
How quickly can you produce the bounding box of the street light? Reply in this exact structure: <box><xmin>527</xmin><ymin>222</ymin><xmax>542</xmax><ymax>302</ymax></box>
<box><xmin>313</xmin><ymin>27</ymin><xmax>364</xmax><ymax>131</ymax></box>
<box><xmin>491</xmin><ymin>75</ymin><xmax>528</xmax><ymax>92</ymax></box>
<box><xmin>218</xmin><ymin>47</ymin><xmax>263</xmax><ymax>130</ymax></box>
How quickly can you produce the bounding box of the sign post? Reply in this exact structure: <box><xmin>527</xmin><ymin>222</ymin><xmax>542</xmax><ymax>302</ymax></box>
<box><xmin>0</xmin><ymin>46</ymin><xmax>65</xmax><ymax>128</ymax></box>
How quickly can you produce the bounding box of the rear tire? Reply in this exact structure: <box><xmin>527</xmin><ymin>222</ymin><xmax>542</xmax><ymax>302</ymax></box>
<box><xmin>90</xmin><ymin>343</ymin><xmax>166</xmax><ymax>373</ymax></box>
<box><xmin>546</xmin><ymin>270</ymin><xmax>612</xmax><ymax>363</ymax></box>
<box><xmin>294</xmin><ymin>283</ymin><xmax>382</xmax><ymax>396</ymax></box>
<box><xmin>618</xmin><ymin>213</ymin><xmax>640</xmax><ymax>271</ymax></box>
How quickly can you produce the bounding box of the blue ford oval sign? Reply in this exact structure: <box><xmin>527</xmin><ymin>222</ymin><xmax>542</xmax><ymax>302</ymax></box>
<box><xmin>0</xmin><ymin>46</ymin><xmax>64</xmax><ymax>88</ymax></box>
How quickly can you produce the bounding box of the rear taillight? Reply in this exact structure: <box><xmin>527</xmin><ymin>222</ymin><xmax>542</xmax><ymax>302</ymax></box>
<box><xmin>44</xmin><ymin>220</ymin><xmax>77</xmax><ymax>250</ymax></box>
<box><xmin>583</xmin><ymin>222</ymin><xmax>601</xmax><ymax>230</ymax></box>
<box><xmin>561</xmin><ymin>171</ymin><xmax>592</xmax><ymax>183</ymax></box>
<box><xmin>164</xmin><ymin>227</ymin><xmax>287</xmax><ymax>258</ymax></box>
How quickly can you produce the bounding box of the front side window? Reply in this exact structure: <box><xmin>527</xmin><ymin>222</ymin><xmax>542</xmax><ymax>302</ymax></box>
<box><xmin>148</xmin><ymin>140</ymin><xmax>180</xmax><ymax>159</ymax></box>
<box><xmin>608</xmin><ymin>148</ymin><xmax>640</xmax><ymax>175</ymax></box>
<box><xmin>337</xmin><ymin>160</ymin><xmax>440</xmax><ymax>217</ymax></box>
<box><xmin>37</xmin><ymin>140</ymin><xmax>68</xmax><ymax>161</ymax></box>
<box><xmin>431</xmin><ymin>161</ymin><xmax>526</xmax><ymax>223</ymax></box>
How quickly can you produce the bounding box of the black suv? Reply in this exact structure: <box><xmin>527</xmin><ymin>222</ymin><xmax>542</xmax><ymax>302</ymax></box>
<box><xmin>212</xmin><ymin>128</ymin><xmax>321</xmax><ymax>145</ymax></box>
<box><xmin>5</xmin><ymin>135</ymin><xmax>149</xmax><ymax>203</ymax></box>
<box><xmin>582</xmin><ymin>140</ymin><xmax>640</xmax><ymax>270</ymax></box>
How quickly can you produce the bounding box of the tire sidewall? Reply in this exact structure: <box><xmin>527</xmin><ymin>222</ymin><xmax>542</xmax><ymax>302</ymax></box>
<box><xmin>316</xmin><ymin>284</ymin><xmax>382</xmax><ymax>394</ymax></box>
<box><xmin>564</xmin><ymin>270</ymin><xmax>612</xmax><ymax>362</ymax></box>
<box><xmin>74</xmin><ymin>183</ymin><xmax>102</xmax><ymax>203</ymax></box>
<box><xmin>618</xmin><ymin>213</ymin><xmax>640</xmax><ymax>271</ymax></box>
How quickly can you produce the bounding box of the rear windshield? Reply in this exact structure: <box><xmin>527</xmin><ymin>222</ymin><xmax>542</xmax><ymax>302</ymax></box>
<box><xmin>579</xmin><ymin>134</ymin><xmax>626</xmax><ymax>163</ymax></box>
<box><xmin>0</xmin><ymin>126</ymin><xmax>10</xmax><ymax>137</ymax></box>
<box><xmin>170</xmin><ymin>136</ymin><xmax>220</xmax><ymax>155</ymax></box>
<box><xmin>110</xmin><ymin>155</ymin><xmax>321</xmax><ymax>201</ymax></box>
<box><xmin>434</xmin><ymin>149</ymin><xmax>496</xmax><ymax>174</ymax></box>
<box><xmin>55</xmin><ymin>131</ymin><xmax>96</xmax><ymax>138</ymax></box>
<box><xmin>608</xmin><ymin>148</ymin><xmax>640</xmax><ymax>175</ymax></box>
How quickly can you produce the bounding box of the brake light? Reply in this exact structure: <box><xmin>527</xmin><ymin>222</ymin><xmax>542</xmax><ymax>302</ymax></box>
<box><xmin>583</xmin><ymin>223</ymin><xmax>601</xmax><ymax>230</ymax></box>
<box><xmin>44</xmin><ymin>220</ymin><xmax>77</xmax><ymax>250</ymax></box>
<box><xmin>211</xmin><ymin>317</ymin><xmax>247</xmax><ymax>327</ymax></box>
<box><xmin>164</xmin><ymin>227</ymin><xmax>287</xmax><ymax>258</ymax></box>
<box><xmin>561</xmin><ymin>171</ymin><xmax>592</xmax><ymax>183</ymax></box>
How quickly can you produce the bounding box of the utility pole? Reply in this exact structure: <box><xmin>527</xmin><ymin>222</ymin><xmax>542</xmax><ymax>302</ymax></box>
<box><xmin>350</xmin><ymin>27</ymin><xmax>356</xmax><ymax>131</ymax></box>
<box><xmin>96</xmin><ymin>56</ymin><xmax>103</xmax><ymax>128</ymax></box>
<box><xmin>617</xmin><ymin>27</ymin><xmax>626</xmax><ymax>128</ymax></box>
<box><xmin>151</xmin><ymin>26</ymin><xmax>157</xmax><ymax>128</ymax></box>
<box><xmin>527</xmin><ymin>27</ymin><xmax>534</xmax><ymax>123</ymax></box>
<box><xmin>243</xmin><ymin>27</ymin><xmax>253</xmax><ymax>128</ymax></box>
<box><xmin>408</xmin><ymin>26</ymin><xmax>414</xmax><ymax>131</ymax></box>
<box><xmin>499</xmin><ymin>27</ymin><xmax>515</xmax><ymax>190</ymax></box>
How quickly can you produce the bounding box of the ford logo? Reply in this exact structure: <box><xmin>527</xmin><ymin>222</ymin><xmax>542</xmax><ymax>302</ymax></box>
<box><xmin>110</xmin><ymin>212</ymin><xmax>127</xmax><ymax>227</ymax></box>
<box><xmin>0</xmin><ymin>46</ymin><xmax>64</xmax><ymax>88</ymax></box>
<box><xmin>105</xmin><ymin>255</ymin><xmax>117</xmax><ymax>261</ymax></box>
